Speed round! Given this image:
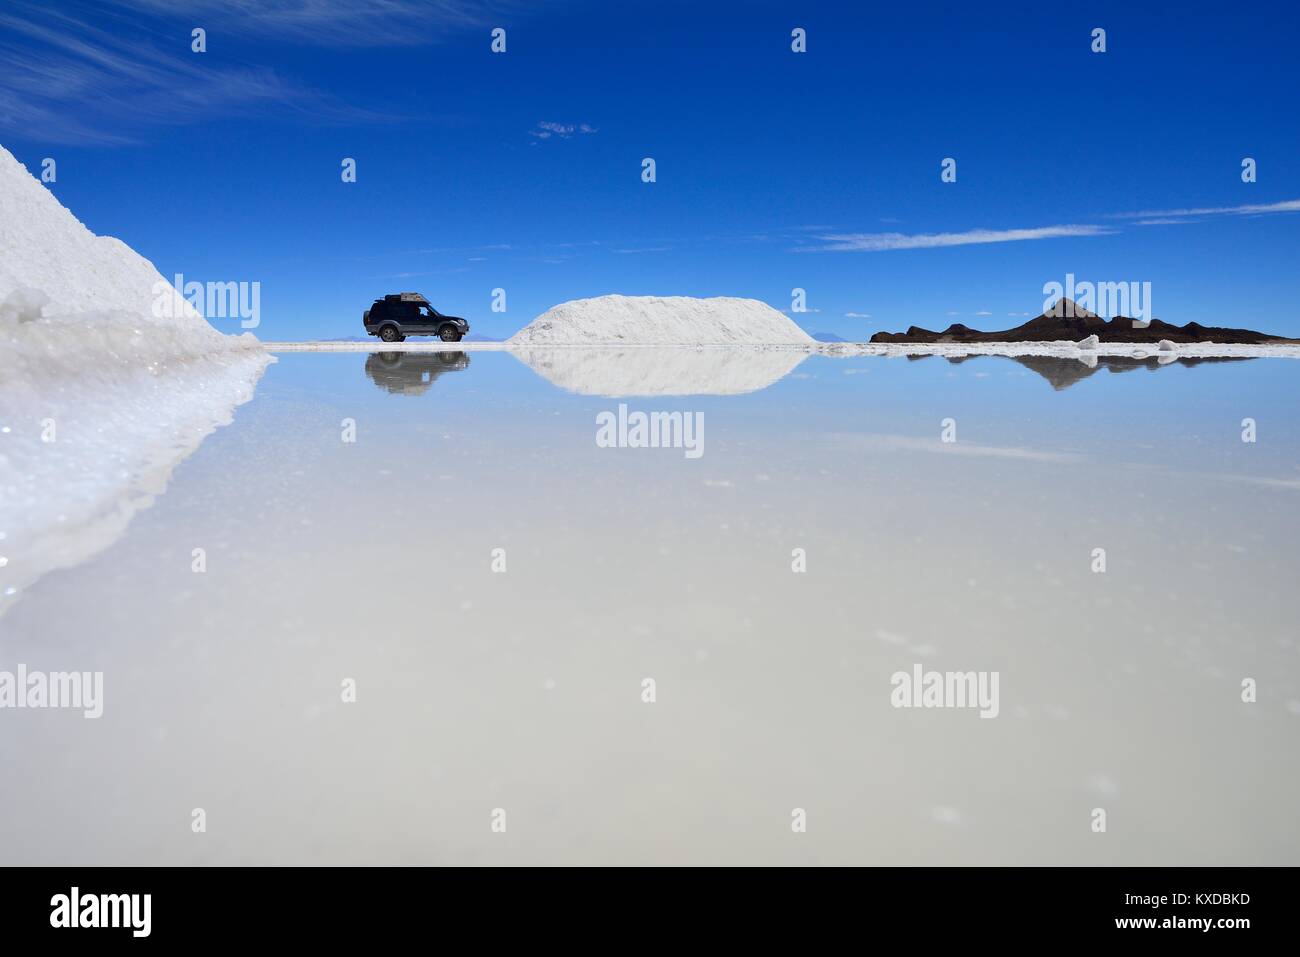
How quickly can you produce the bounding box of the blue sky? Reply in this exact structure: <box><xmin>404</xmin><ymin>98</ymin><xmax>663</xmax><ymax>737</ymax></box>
<box><xmin>1</xmin><ymin>0</ymin><xmax>1298</xmax><ymax>340</ymax></box>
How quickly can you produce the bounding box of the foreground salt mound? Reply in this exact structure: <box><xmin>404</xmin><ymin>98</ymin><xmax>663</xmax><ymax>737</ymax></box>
<box><xmin>0</xmin><ymin>143</ymin><xmax>266</xmax><ymax>617</ymax></box>
<box><xmin>509</xmin><ymin>295</ymin><xmax>814</xmax><ymax>346</ymax></box>
<box><xmin>513</xmin><ymin>346</ymin><xmax>806</xmax><ymax>396</ymax></box>
<box><xmin>1</xmin><ymin>147</ymin><xmax>236</xmax><ymax>329</ymax></box>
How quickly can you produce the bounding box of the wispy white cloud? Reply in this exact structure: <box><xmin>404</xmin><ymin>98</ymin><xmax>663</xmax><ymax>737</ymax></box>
<box><xmin>791</xmin><ymin>198</ymin><xmax>1295</xmax><ymax>255</ymax></box>
<box><xmin>409</xmin><ymin>243</ymin><xmax>511</xmax><ymax>254</ymax></box>
<box><xmin>798</xmin><ymin>224</ymin><xmax>1111</xmax><ymax>252</ymax></box>
<box><xmin>1115</xmin><ymin>199</ymin><xmax>1300</xmax><ymax>220</ymax></box>
<box><xmin>109</xmin><ymin>0</ymin><xmax>510</xmax><ymax>47</ymax></box>
<box><xmin>0</xmin><ymin>2</ymin><xmax>405</xmax><ymax>143</ymax></box>
<box><xmin>975</xmin><ymin>310</ymin><xmax>992</xmax><ymax>316</ymax></box>
<box><xmin>530</xmin><ymin>121</ymin><xmax>598</xmax><ymax>140</ymax></box>
<box><xmin>614</xmin><ymin>246</ymin><xmax>671</xmax><ymax>254</ymax></box>
<box><xmin>844</xmin><ymin>311</ymin><xmax>872</xmax><ymax>319</ymax></box>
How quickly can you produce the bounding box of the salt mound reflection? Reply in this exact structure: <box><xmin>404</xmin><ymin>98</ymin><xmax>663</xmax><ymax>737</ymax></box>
<box><xmin>511</xmin><ymin>346</ymin><xmax>808</xmax><ymax>396</ymax></box>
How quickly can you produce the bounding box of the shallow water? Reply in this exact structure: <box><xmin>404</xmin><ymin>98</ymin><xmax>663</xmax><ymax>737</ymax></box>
<box><xmin>2</xmin><ymin>349</ymin><xmax>1298</xmax><ymax>865</ymax></box>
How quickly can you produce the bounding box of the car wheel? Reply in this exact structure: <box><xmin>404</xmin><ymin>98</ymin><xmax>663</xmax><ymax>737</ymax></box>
<box><xmin>379</xmin><ymin>325</ymin><xmax>401</xmax><ymax>343</ymax></box>
<box><xmin>439</xmin><ymin>326</ymin><xmax>462</xmax><ymax>342</ymax></box>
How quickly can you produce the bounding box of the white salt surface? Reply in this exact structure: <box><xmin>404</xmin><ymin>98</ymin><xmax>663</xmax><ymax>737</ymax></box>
<box><xmin>7</xmin><ymin>349</ymin><xmax>1300</xmax><ymax>866</ymax></box>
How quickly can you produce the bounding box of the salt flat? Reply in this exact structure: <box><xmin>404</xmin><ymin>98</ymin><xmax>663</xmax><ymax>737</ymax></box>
<box><xmin>262</xmin><ymin>340</ymin><xmax>1300</xmax><ymax>359</ymax></box>
<box><xmin>4</xmin><ymin>350</ymin><xmax>1299</xmax><ymax>866</ymax></box>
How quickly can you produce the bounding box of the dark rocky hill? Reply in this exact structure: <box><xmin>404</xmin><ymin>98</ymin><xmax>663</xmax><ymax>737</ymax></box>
<box><xmin>870</xmin><ymin>299</ymin><xmax>1297</xmax><ymax>344</ymax></box>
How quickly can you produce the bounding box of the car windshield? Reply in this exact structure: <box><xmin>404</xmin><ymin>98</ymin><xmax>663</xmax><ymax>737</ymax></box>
<box><xmin>420</xmin><ymin>304</ymin><xmax>440</xmax><ymax>317</ymax></box>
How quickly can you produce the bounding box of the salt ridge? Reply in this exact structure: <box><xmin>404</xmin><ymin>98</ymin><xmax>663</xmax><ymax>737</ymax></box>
<box><xmin>509</xmin><ymin>294</ymin><xmax>815</xmax><ymax>345</ymax></box>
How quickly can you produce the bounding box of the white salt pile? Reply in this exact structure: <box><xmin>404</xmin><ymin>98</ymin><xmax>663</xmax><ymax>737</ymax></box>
<box><xmin>509</xmin><ymin>294</ymin><xmax>815</xmax><ymax>346</ymax></box>
<box><xmin>0</xmin><ymin>144</ymin><xmax>267</xmax><ymax>617</ymax></box>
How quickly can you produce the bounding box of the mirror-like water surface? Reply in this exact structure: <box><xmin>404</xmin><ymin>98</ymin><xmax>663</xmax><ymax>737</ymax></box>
<box><xmin>2</xmin><ymin>349</ymin><xmax>1297</xmax><ymax>865</ymax></box>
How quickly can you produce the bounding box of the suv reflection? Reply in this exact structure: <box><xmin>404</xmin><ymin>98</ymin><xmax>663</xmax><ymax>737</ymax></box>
<box><xmin>364</xmin><ymin>351</ymin><xmax>470</xmax><ymax>395</ymax></box>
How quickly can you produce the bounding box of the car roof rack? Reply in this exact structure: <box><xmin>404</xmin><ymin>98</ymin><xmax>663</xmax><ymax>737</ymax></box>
<box><xmin>393</xmin><ymin>291</ymin><xmax>430</xmax><ymax>303</ymax></box>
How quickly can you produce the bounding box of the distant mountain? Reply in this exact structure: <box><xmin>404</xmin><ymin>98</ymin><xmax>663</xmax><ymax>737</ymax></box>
<box><xmin>811</xmin><ymin>331</ymin><xmax>847</xmax><ymax>342</ymax></box>
<box><xmin>870</xmin><ymin>298</ymin><xmax>1298</xmax><ymax>344</ymax></box>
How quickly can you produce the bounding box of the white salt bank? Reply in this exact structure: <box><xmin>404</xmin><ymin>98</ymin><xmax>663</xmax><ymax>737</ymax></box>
<box><xmin>0</xmin><ymin>143</ymin><xmax>267</xmax><ymax>617</ymax></box>
<box><xmin>509</xmin><ymin>294</ymin><xmax>815</xmax><ymax>346</ymax></box>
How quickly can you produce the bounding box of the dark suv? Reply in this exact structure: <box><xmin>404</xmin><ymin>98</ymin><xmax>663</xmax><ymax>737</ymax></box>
<box><xmin>364</xmin><ymin>293</ymin><xmax>470</xmax><ymax>342</ymax></box>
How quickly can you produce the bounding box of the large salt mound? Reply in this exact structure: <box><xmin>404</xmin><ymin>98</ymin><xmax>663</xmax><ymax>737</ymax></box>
<box><xmin>1</xmin><ymin>147</ymin><xmax>232</xmax><ymax>329</ymax></box>
<box><xmin>0</xmin><ymin>143</ymin><xmax>267</xmax><ymax>618</ymax></box>
<box><xmin>509</xmin><ymin>294</ymin><xmax>815</xmax><ymax>345</ymax></box>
